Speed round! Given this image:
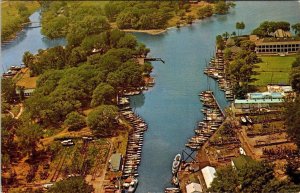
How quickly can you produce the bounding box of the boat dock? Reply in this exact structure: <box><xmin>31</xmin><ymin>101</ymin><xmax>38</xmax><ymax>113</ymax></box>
<box><xmin>204</xmin><ymin>51</ymin><xmax>234</xmax><ymax>101</ymax></box>
<box><xmin>185</xmin><ymin>90</ymin><xmax>225</xmax><ymax>150</ymax></box>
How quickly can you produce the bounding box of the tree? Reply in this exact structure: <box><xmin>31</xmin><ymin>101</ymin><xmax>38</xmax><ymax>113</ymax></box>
<box><xmin>87</xmin><ymin>105</ymin><xmax>118</xmax><ymax>136</ymax></box>
<box><xmin>22</xmin><ymin>51</ymin><xmax>34</xmax><ymax>67</ymax></box>
<box><xmin>117</xmin><ymin>34</ymin><xmax>137</xmax><ymax>49</ymax></box>
<box><xmin>1</xmin><ymin>78</ymin><xmax>17</xmax><ymax>103</ymax></box>
<box><xmin>292</xmin><ymin>23</ymin><xmax>300</xmax><ymax>36</ymax></box>
<box><xmin>210</xmin><ymin>157</ymin><xmax>292</xmax><ymax>192</ymax></box>
<box><xmin>17</xmin><ymin>123</ymin><xmax>43</xmax><ymax>158</ymax></box>
<box><xmin>47</xmin><ymin>177</ymin><xmax>94</xmax><ymax>193</ymax></box>
<box><xmin>186</xmin><ymin>15</ymin><xmax>194</xmax><ymax>25</ymax></box>
<box><xmin>64</xmin><ymin>111</ymin><xmax>86</xmax><ymax>131</ymax></box>
<box><xmin>236</xmin><ymin>22</ymin><xmax>245</xmax><ymax>36</ymax></box>
<box><xmin>285</xmin><ymin>96</ymin><xmax>300</xmax><ymax>147</ymax></box>
<box><xmin>214</xmin><ymin>1</ymin><xmax>231</xmax><ymax>15</ymax></box>
<box><xmin>104</xmin><ymin>3</ymin><xmax>121</xmax><ymax>22</ymax></box>
<box><xmin>216</xmin><ymin>35</ymin><xmax>225</xmax><ymax>50</ymax></box>
<box><xmin>198</xmin><ymin>5</ymin><xmax>213</xmax><ymax>19</ymax></box>
<box><xmin>209</xmin><ymin>165</ymin><xmax>239</xmax><ymax>192</ymax></box>
<box><xmin>290</xmin><ymin>67</ymin><xmax>300</xmax><ymax>92</ymax></box>
<box><xmin>292</xmin><ymin>56</ymin><xmax>300</xmax><ymax>68</ymax></box>
<box><xmin>90</xmin><ymin>83</ymin><xmax>115</xmax><ymax>107</ymax></box>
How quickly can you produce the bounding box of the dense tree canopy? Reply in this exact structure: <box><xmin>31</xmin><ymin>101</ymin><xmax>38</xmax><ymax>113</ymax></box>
<box><xmin>197</xmin><ymin>5</ymin><xmax>213</xmax><ymax>19</ymax></box>
<box><xmin>252</xmin><ymin>21</ymin><xmax>291</xmax><ymax>37</ymax></box>
<box><xmin>210</xmin><ymin>158</ymin><xmax>300</xmax><ymax>192</ymax></box>
<box><xmin>292</xmin><ymin>23</ymin><xmax>300</xmax><ymax>36</ymax></box>
<box><xmin>1</xmin><ymin>78</ymin><xmax>17</xmax><ymax>103</ymax></box>
<box><xmin>91</xmin><ymin>83</ymin><xmax>115</xmax><ymax>107</ymax></box>
<box><xmin>285</xmin><ymin>96</ymin><xmax>300</xmax><ymax>147</ymax></box>
<box><xmin>87</xmin><ymin>105</ymin><xmax>118</xmax><ymax>136</ymax></box>
<box><xmin>64</xmin><ymin>111</ymin><xmax>86</xmax><ymax>131</ymax></box>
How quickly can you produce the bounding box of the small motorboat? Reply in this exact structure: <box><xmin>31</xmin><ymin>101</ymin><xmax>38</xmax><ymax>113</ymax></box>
<box><xmin>240</xmin><ymin>116</ymin><xmax>247</xmax><ymax>124</ymax></box>
<box><xmin>172</xmin><ymin>154</ymin><xmax>181</xmax><ymax>174</ymax></box>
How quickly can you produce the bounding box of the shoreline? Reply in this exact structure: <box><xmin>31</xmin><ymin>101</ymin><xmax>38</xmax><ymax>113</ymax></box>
<box><xmin>122</xmin><ymin>29</ymin><xmax>167</xmax><ymax>35</ymax></box>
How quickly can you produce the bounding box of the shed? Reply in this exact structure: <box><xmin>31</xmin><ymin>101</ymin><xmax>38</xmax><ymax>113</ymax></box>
<box><xmin>109</xmin><ymin>153</ymin><xmax>122</xmax><ymax>172</ymax></box>
<box><xmin>186</xmin><ymin>182</ymin><xmax>202</xmax><ymax>193</ymax></box>
<box><xmin>201</xmin><ymin>166</ymin><xmax>216</xmax><ymax>189</ymax></box>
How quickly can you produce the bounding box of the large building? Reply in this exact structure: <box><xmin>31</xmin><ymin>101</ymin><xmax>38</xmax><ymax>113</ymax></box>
<box><xmin>250</xmin><ymin>32</ymin><xmax>300</xmax><ymax>55</ymax></box>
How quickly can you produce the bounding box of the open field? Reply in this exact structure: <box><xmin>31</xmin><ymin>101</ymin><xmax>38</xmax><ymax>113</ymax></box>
<box><xmin>252</xmin><ymin>56</ymin><xmax>297</xmax><ymax>86</ymax></box>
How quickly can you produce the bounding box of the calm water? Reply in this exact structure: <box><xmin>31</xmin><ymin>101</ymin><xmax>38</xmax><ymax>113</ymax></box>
<box><xmin>131</xmin><ymin>2</ymin><xmax>300</xmax><ymax>192</ymax></box>
<box><xmin>1</xmin><ymin>1</ymin><xmax>300</xmax><ymax>192</ymax></box>
<box><xmin>1</xmin><ymin>11</ymin><xmax>66</xmax><ymax>73</ymax></box>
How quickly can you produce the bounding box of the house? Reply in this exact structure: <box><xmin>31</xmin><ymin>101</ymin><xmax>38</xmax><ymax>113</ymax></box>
<box><xmin>15</xmin><ymin>68</ymin><xmax>37</xmax><ymax>97</ymax></box>
<box><xmin>109</xmin><ymin>153</ymin><xmax>122</xmax><ymax>172</ymax></box>
<box><xmin>201</xmin><ymin>166</ymin><xmax>216</xmax><ymax>189</ymax></box>
<box><xmin>231</xmin><ymin>155</ymin><xmax>255</xmax><ymax>170</ymax></box>
<box><xmin>186</xmin><ymin>182</ymin><xmax>203</xmax><ymax>193</ymax></box>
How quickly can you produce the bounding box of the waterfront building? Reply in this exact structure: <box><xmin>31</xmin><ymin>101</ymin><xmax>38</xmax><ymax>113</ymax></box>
<box><xmin>109</xmin><ymin>153</ymin><xmax>122</xmax><ymax>172</ymax></box>
<box><xmin>15</xmin><ymin>68</ymin><xmax>37</xmax><ymax>97</ymax></box>
<box><xmin>247</xmin><ymin>92</ymin><xmax>284</xmax><ymax>100</ymax></box>
<box><xmin>201</xmin><ymin>166</ymin><xmax>216</xmax><ymax>189</ymax></box>
<box><xmin>232</xmin><ymin>99</ymin><xmax>284</xmax><ymax>111</ymax></box>
<box><xmin>186</xmin><ymin>182</ymin><xmax>203</xmax><ymax>193</ymax></box>
<box><xmin>250</xmin><ymin>34</ymin><xmax>300</xmax><ymax>55</ymax></box>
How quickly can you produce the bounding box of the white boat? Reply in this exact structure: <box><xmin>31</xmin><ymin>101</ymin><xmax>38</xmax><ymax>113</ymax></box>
<box><xmin>123</xmin><ymin>177</ymin><xmax>138</xmax><ymax>193</ymax></box>
<box><xmin>172</xmin><ymin>154</ymin><xmax>181</xmax><ymax>174</ymax></box>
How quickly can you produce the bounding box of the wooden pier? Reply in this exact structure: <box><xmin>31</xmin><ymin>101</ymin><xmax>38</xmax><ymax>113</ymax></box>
<box><xmin>211</xmin><ymin>93</ymin><xmax>225</xmax><ymax>117</ymax></box>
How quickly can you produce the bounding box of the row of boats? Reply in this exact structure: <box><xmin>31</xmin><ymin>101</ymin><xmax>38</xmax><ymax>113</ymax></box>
<box><xmin>121</xmin><ymin>109</ymin><xmax>148</xmax><ymax>179</ymax></box>
<box><xmin>2</xmin><ymin>65</ymin><xmax>23</xmax><ymax>78</ymax></box>
<box><xmin>186</xmin><ymin>91</ymin><xmax>225</xmax><ymax>150</ymax></box>
<box><xmin>204</xmin><ymin>51</ymin><xmax>234</xmax><ymax>101</ymax></box>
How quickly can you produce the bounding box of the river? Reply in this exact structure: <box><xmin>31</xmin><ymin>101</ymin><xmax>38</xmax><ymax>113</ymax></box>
<box><xmin>1</xmin><ymin>1</ymin><xmax>300</xmax><ymax>192</ymax></box>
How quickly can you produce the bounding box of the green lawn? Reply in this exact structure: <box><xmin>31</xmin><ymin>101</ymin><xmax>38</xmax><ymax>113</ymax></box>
<box><xmin>252</xmin><ymin>56</ymin><xmax>297</xmax><ymax>86</ymax></box>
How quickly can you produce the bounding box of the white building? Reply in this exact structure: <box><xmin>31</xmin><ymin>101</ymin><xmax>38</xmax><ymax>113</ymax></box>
<box><xmin>186</xmin><ymin>182</ymin><xmax>202</xmax><ymax>193</ymax></box>
<box><xmin>201</xmin><ymin>166</ymin><xmax>216</xmax><ymax>189</ymax></box>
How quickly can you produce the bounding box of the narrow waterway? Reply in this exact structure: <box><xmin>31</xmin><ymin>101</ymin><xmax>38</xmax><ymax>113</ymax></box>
<box><xmin>1</xmin><ymin>2</ymin><xmax>300</xmax><ymax>192</ymax></box>
<box><xmin>1</xmin><ymin>11</ymin><xmax>66</xmax><ymax>73</ymax></box>
<box><xmin>131</xmin><ymin>2</ymin><xmax>300</xmax><ymax>192</ymax></box>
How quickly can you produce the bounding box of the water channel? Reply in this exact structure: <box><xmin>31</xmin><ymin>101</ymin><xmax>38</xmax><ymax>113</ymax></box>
<box><xmin>1</xmin><ymin>1</ymin><xmax>300</xmax><ymax>192</ymax></box>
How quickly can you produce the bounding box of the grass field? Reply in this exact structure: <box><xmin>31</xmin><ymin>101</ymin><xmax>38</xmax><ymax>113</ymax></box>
<box><xmin>252</xmin><ymin>56</ymin><xmax>297</xmax><ymax>86</ymax></box>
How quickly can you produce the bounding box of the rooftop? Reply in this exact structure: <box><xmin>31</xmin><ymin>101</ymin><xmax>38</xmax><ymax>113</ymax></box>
<box><xmin>201</xmin><ymin>166</ymin><xmax>216</xmax><ymax>189</ymax></box>
<box><xmin>234</xmin><ymin>99</ymin><xmax>284</xmax><ymax>104</ymax></box>
<box><xmin>109</xmin><ymin>153</ymin><xmax>122</xmax><ymax>171</ymax></box>
<box><xmin>14</xmin><ymin>68</ymin><xmax>37</xmax><ymax>89</ymax></box>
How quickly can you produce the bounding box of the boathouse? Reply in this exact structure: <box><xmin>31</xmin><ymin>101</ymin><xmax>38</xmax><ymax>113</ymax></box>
<box><xmin>109</xmin><ymin>153</ymin><xmax>122</xmax><ymax>172</ymax></box>
<box><xmin>186</xmin><ymin>182</ymin><xmax>203</xmax><ymax>193</ymax></box>
<box><xmin>201</xmin><ymin>166</ymin><xmax>216</xmax><ymax>189</ymax></box>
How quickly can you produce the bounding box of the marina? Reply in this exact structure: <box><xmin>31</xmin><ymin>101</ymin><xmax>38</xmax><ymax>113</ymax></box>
<box><xmin>204</xmin><ymin>51</ymin><xmax>234</xmax><ymax>101</ymax></box>
<box><xmin>185</xmin><ymin>91</ymin><xmax>225</xmax><ymax>150</ymax></box>
<box><xmin>1</xmin><ymin>2</ymin><xmax>300</xmax><ymax>192</ymax></box>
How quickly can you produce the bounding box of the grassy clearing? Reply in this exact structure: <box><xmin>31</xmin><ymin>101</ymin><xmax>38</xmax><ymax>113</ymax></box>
<box><xmin>252</xmin><ymin>56</ymin><xmax>297</xmax><ymax>86</ymax></box>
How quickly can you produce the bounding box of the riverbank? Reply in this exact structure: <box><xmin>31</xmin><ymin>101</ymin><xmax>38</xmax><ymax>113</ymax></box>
<box><xmin>122</xmin><ymin>29</ymin><xmax>167</xmax><ymax>35</ymax></box>
<box><xmin>1</xmin><ymin>1</ymin><xmax>40</xmax><ymax>43</ymax></box>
